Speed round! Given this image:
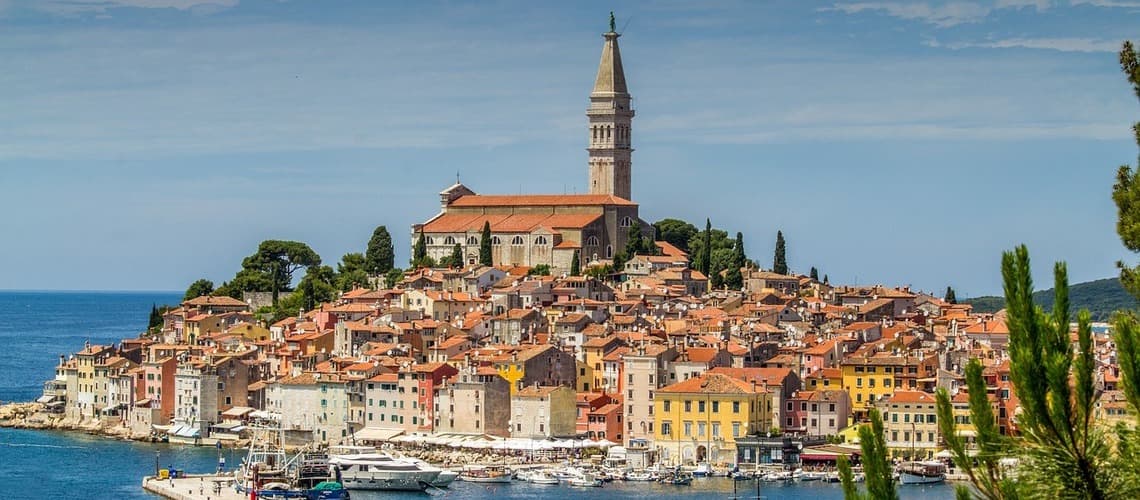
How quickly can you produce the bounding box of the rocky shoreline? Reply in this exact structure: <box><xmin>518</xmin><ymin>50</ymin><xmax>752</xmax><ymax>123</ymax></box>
<box><xmin>0</xmin><ymin>401</ymin><xmax>155</xmax><ymax>440</ymax></box>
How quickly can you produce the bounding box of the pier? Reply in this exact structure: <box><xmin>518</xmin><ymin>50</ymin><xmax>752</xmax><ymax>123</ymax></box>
<box><xmin>141</xmin><ymin>474</ymin><xmax>243</xmax><ymax>500</ymax></box>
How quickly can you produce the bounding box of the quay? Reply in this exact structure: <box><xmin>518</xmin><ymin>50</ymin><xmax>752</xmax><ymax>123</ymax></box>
<box><xmin>142</xmin><ymin>474</ymin><xmax>243</xmax><ymax>500</ymax></box>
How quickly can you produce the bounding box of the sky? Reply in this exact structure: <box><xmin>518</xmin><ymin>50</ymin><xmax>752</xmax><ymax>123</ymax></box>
<box><xmin>0</xmin><ymin>0</ymin><xmax>1138</xmax><ymax>297</ymax></box>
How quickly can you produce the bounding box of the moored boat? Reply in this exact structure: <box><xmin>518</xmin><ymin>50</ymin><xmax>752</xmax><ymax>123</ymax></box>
<box><xmin>458</xmin><ymin>464</ymin><xmax>513</xmax><ymax>484</ymax></box>
<box><xmin>327</xmin><ymin>447</ymin><xmax>441</xmax><ymax>491</ymax></box>
<box><xmin>898</xmin><ymin>461</ymin><xmax>947</xmax><ymax>485</ymax></box>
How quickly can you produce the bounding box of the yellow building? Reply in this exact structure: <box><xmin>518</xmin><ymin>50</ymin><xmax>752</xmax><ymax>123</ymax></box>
<box><xmin>841</xmin><ymin>355</ymin><xmax>905</xmax><ymax>420</ymax></box>
<box><xmin>883</xmin><ymin>390</ymin><xmax>939</xmax><ymax>459</ymax></box>
<box><xmin>654</xmin><ymin>372</ymin><xmax>772</xmax><ymax>466</ymax></box>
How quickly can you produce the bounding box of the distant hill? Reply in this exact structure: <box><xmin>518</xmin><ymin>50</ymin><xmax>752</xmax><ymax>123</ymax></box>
<box><xmin>963</xmin><ymin>277</ymin><xmax>1139</xmax><ymax>322</ymax></box>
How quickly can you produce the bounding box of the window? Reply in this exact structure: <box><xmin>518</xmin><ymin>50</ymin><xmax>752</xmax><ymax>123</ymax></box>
<box><xmin>856</xmin><ymin>378</ymin><xmax>863</xmax><ymax>387</ymax></box>
<box><xmin>605</xmin><ymin>245</ymin><xmax>613</xmax><ymax>258</ymax></box>
<box><xmin>619</xmin><ymin>216</ymin><xmax>634</xmax><ymax>228</ymax></box>
<box><xmin>698</xmin><ymin>401</ymin><xmax>706</xmax><ymax>412</ymax></box>
<box><xmin>491</xmin><ymin>236</ymin><xmax>502</xmax><ymax>245</ymax></box>
<box><xmin>662</xmin><ymin>422</ymin><xmax>672</xmax><ymax>436</ymax></box>
<box><xmin>466</xmin><ymin>236</ymin><xmax>478</xmax><ymax>245</ymax></box>
<box><xmin>733</xmin><ymin>401</ymin><xmax>740</xmax><ymax>413</ymax></box>
<box><xmin>884</xmin><ymin>378</ymin><xmax>892</xmax><ymax>387</ymax></box>
<box><xmin>869</xmin><ymin>378</ymin><xmax>876</xmax><ymax>388</ymax></box>
<box><xmin>425</xmin><ymin>237</ymin><xmax>435</xmax><ymax>245</ymax></box>
<box><xmin>510</xmin><ymin>235</ymin><xmax>525</xmax><ymax>246</ymax></box>
<box><xmin>683</xmin><ymin>421</ymin><xmax>692</xmax><ymax>436</ymax></box>
<box><xmin>586</xmin><ymin>236</ymin><xmax>600</xmax><ymax>247</ymax></box>
<box><xmin>800</xmin><ymin>402</ymin><xmax>807</xmax><ymax>411</ymax></box>
<box><xmin>732</xmin><ymin>422</ymin><xmax>741</xmax><ymax>437</ymax></box>
<box><xmin>712</xmin><ymin>401</ymin><xmax>719</xmax><ymax>412</ymax></box>
<box><xmin>697</xmin><ymin>422</ymin><xmax>706</xmax><ymax>436</ymax></box>
<box><xmin>443</xmin><ymin>236</ymin><xmax>456</xmax><ymax>245</ymax></box>
<box><xmin>663</xmin><ymin>400</ymin><xmax>670</xmax><ymax>412</ymax></box>
<box><xmin>928</xmin><ymin>414</ymin><xmax>936</xmax><ymax>423</ymax></box>
<box><xmin>712</xmin><ymin>423</ymin><xmax>720</xmax><ymax>437</ymax></box>
<box><xmin>534</xmin><ymin>236</ymin><xmax>548</xmax><ymax>246</ymax></box>
<box><xmin>684</xmin><ymin>401</ymin><xmax>692</xmax><ymax>412</ymax></box>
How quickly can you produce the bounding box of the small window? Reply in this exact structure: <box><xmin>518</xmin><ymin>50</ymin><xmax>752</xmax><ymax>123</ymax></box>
<box><xmin>443</xmin><ymin>236</ymin><xmax>456</xmax><ymax>245</ymax></box>
<box><xmin>534</xmin><ymin>236</ymin><xmax>548</xmax><ymax>246</ymax></box>
<box><xmin>491</xmin><ymin>236</ymin><xmax>502</xmax><ymax>245</ymax></box>
<box><xmin>466</xmin><ymin>236</ymin><xmax>478</xmax><ymax>245</ymax></box>
<box><xmin>586</xmin><ymin>236</ymin><xmax>600</xmax><ymax>247</ymax></box>
<box><xmin>425</xmin><ymin>237</ymin><xmax>435</xmax><ymax>245</ymax></box>
<box><xmin>619</xmin><ymin>216</ymin><xmax>634</xmax><ymax>228</ymax></box>
<box><xmin>511</xmin><ymin>235</ymin><xmax>525</xmax><ymax>246</ymax></box>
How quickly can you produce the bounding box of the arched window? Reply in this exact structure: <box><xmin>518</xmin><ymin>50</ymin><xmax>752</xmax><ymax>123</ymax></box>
<box><xmin>510</xmin><ymin>235</ymin><xmax>525</xmax><ymax>246</ymax></box>
<box><xmin>534</xmin><ymin>236</ymin><xmax>548</xmax><ymax>246</ymax></box>
<box><xmin>605</xmin><ymin>245</ymin><xmax>613</xmax><ymax>258</ymax></box>
<box><xmin>619</xmin><ymin>216</ymin><xmax>634</xmax><ymax>228</ymax></box>
<box><xmin>443</xmin><ymin>236</ymin><xmax>456</xmax><ymax>245</ymax></box>
<box><xmin>425</xmin><ymin>236</ymin><xmax>435</xmax><ymax>245</ymax></box>
<box><xmin>491</xmin><ymin>236</ymin><xmax>502</xmax><ymax>245</ymax></box>
<box><xmin>586</xmin><ymin>236</ymin><xmax>600</xmax><ymax>247</ymax></box>
<box><xmin>466</xmin><ymin>236</ymin><xmax>478</xmax><ymax>245</ymax></box>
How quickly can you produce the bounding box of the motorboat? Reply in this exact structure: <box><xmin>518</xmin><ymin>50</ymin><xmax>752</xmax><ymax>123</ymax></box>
<box><xmin>692</xmin><ymin>462</ymin><xmax>717</xmax><ymax>477</ymax></box>
<box><xmin>898</xmin><ymin>461</ymin><xmax>947</xmax><ymax>485</ymax></box>
<box><xmin>799</xmin><ymin>470</ymin><xmax>827</xmax><ymax>482</ymax></box>
<box><xmin>396</xmin><ymin>454</ymin><xmax>458</xmax><ymax>488</ymax></box>
<box><xmin>660</xmin><ymin>470</ymin><xmax>693</xmax><ymax>485</ymax></box>
<box><xmin>458</xmin><ymin>464</ymin><xmax>513</xmax><ymax>483</ymax></box>
<box><xmin>569</xmin><ymin>472</ymin><xmax>604</xmax><ymax>487</ymax></box>
<box><xmin>327</xmin><ymin>447</ymin><xmax>441</xmax><ymax>491</ymax></box>
<box><xmin>529</xmin><ymin>470</ymin><xmax>561</xmax><ymax>485</ymax></box>
<box><xmin>624</xmin><ymin>470</ymin><xmax>657</xmax><ymax>481</ymax></box>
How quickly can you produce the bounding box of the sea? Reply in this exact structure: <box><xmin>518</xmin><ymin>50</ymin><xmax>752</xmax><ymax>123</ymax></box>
<box><xmin>0</xmin><ymin>290</ymin><xmax>957</xmax><ymax>499</ymax></box>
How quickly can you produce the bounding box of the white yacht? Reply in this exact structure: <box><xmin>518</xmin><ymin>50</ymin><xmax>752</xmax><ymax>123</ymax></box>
<box><xmin>327</xmin><ymin>446</ymin><xmax>441</xmax><ymax>491</ymax></box>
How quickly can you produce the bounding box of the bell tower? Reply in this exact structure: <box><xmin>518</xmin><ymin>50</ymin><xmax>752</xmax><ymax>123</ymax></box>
<box><xmin>587</xmin><ymin>12</ymin><xmax>634</xmax><ymax>201</ymax></box>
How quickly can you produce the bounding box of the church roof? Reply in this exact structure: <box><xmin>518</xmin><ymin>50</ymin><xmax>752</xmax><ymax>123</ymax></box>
<box><xmin>449</xmin><ymin>194</ymin><xmax>635</xmax><ymax>207</ymax></box>
<box><xmin>422</xmin><ymin>213</ymin><xmax>603</xmax><ymax>234</ymax></box>
<box><xmin>593</xmin><ymin>31</ymin><xmax>628</xmax><ymax>96</ymax></box>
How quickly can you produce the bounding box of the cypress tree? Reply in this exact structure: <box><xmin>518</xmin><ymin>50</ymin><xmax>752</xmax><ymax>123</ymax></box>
<box><xmin>700</xmin><ymin>218</ymin><xmax>712</xmax><ymax>276</ymax></box>
<box><xmin>773</xmin><ymin>230</ymin><xmax>788</xmax><ymax>275</ymax></box>
<box><xmin>944</xmin><ymin>286</ymin><xmax>957</xmax><ymax>304</ymax></box>
<box><xmin>626</xmin><ymin>224</ymin><xmax>644</xmax><ymax>257</ymax></box>
<box><xmin>570</xmin><ymin>250</ymin><xmax>581</xmax><ymax>276</ymax></box>
<box><xmin>413</xmin><ymin>232</ymin><xmax>427</xmax><ymax>266</ymax></box>
<box><xmin>732</xmin><ymin>232</ymin><xmax>746</xmax><ymax>270</ymax></box>
<box><xmin>450</xmin><ymin>243</ymin><xmax>463</xmax><ymax>268</ymax></box>
<box><xmin>823</xmin><ymin>274</ymin><xmax>829</xmax><ymax>285</ymax></box>
<box><xmin>365</xmin><ymin>225</ymin><xmax>395</xmax><ymax>275</ymax></box>
<box><xmin>479</xmin><ymin>222</ymin><xmax>493</xmax><ymax>266</ymax></box>
<box><xmin>809</xmin><ymin>267</ymin><xmax>819</xmax><ymax>281</ymax></box>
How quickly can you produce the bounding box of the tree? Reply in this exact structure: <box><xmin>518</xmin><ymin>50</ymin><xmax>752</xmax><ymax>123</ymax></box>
<box><xmin>241</xmin><ymin>240</ymin><xmax>322</xmax><ymax>305</ymax></box>
<box><xmin>823</xmin><ymin>274</ymin><xmax>829</xmax><ymax>285</ymax></box>
<box><xmin>364</xmin><ymin>225</ymin><xmax>395</xmax><ymax>275</ymax></box>
<box><xmin>652</xmin><ymin>218</ymin><xmax>698</xmax><ymax>253</ymax></box>
<box><xmin>183</xmin><ymin>279</ymin><xmax>214</xmax><ymax>301</ymax></box>
<box><xmin>570</xmin><ymin>250</ymin><xmax>581</xmax><ymax>277</ymax></box>
<box><xmin>625</xmin><ymin>224</ymin><xmax>647</xmax><ymax>257</ymax></box>
<box><xmin>214</xmin><ymin>268</ymin><xmax>274</xmax><ymax>300</ymax></box>
<box><xmin>147</xmin><ymin>304</ymin><xmax>165</xmax><ymax>332</ymax></box>
<box><xmin>944</xmin><ymin>286</ymin><xmax>958</xmax><ymax>304</ymax></box>
<box><xmin>810</xmin><ymin>267</ymin><xmax>819</xmax><ymax>281</ymax></box>
<box><xmin>479</xmin><ymin>222</ymin><xmax>493</xmax><ymax>266</ymax></box>
<box><xmin>936</xmin><ymin>359</ymin><xmax>1019</xmax><ymax>500</ymax></box>
<box><xmin>528</xmin><ymin>264</ymin><xmax>551</xmax><ymax>276</ymax></box>
<box><xmin>296</xmin><ymin>264</ymin><xmax>337</xmax><ymax>313</ymax></box>
<box><xmin>732</xmin><ymin>232</ymin><xmax>746</xmax><ymax>270</ymax></box>
<box><xmin>723</xmin><ymin>266</ymin><xmax>742</xmax><ymax>290</ymax></box>
<box><xmin>773</xmin><ymin>230</ymin><xmax>788</xmax><ymax>275</ymax></box>
<box><xmin>384</xmin><ymin>268</ymin><xmax>405</xmax><ymax>289</ymax></box>
<box><xmin>839</xmin><ymin>408</ymin><xmax>896</xmax><ymax>500</ymax></box>
<box><xmin>335</xmin><ymin>252</ymin><xmax>370</xmax><ymax>291</ymax></box>
<box><xmin>449</xmin><ymin>243</ymin><xmax>463</xmax><ymax>269</ymax></box>
<box><xmin>412</xmin><ymin>232</ymin><xmax>427</xmax><ymax>267</ymax></box>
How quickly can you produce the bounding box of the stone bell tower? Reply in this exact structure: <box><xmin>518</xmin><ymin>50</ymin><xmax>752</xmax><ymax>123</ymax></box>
<box><xmin>587</xmin><ymin>12</ymin><xmax>634</xmax><ymax>201</ymax></box>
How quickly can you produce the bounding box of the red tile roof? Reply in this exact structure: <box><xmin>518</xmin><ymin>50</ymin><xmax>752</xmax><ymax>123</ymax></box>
<box><xmin>449</xmin><ymin>194</ymin><xmax>635</xmax><ymax>207</ymax></box>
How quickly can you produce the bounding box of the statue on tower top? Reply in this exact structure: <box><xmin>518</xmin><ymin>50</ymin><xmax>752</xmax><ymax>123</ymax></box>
<box><xmin>609</xmin><ymin>11</ymin><xmax>616</xmax><ymax>32</ymax></box>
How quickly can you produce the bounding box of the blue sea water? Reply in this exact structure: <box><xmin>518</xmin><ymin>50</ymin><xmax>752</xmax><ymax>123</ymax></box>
<box><xmin>0</xmin><ymin>291</ymin><xmax>957</xmax><ymax>499</ymax></box>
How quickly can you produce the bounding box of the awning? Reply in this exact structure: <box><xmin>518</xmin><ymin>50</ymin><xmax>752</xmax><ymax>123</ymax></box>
<box><xmin>221</xmin><ymin>406</ymin><xmax>254</xmax><ymax>418</ymax></box>
<box><xmin>351</xmin><ymin>427</ymin><xmax>405</xmax><ymax>442</ymax></box>
<box><xmin>36</xmin><ymin>395</ymin><xmax>56</xmax><ymax>404</ymax></box>
<box><xmin>800</xmin><ymin>453</ymin><xmax>839</xmax><ymax>461</ymax></box>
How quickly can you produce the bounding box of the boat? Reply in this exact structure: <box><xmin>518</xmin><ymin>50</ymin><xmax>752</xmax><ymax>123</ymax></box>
<box><xmin>898</xmin><ymin>461</ymin><xmax>947</xmax><ymax>485</ymax></box>
<box><xmin>660</xmin><ymin>470</ymin><xmax>693</xmax><ymax>485</ymax></box>
<box><xmin>624</xmin><ymin>470</ymin><xmax>657</xmax><ymax>481</ymax></box>
<box><xmin>800</xmin><ymin>470</ymin><xmax>827</xmax><ymax>482</ymax></box>
<box><xmin>692</xmin><ymin>462</ymin><xmax>717</xmax><ymax>477</ymax></box>
<box><xmin>568</xmin><ymin>472</ymin><xmax>604</xmax><ymax>487</ymax></box>
<box><xmin>397</xmin><ymin>455</ymin><xmax>459</xmax><ymax>488</ymax></box>
<box><xmin>328</xmin><ymin>446</ymin><xmax>441</xmax><ymax>491</ymax></box>
<box><xmin>529</xmin><ymin>470</ymin><xmax>561</xmax><ymax>485</ymax></box>
<box><xmin>458</xmin><ymin>464</ymin><xmax>513</xmax><ymax>484</ymax></box>
<box><xmin>307</xmin><ymin>481</ymin><xmax>351</xmax><ymax>500</ymax></box>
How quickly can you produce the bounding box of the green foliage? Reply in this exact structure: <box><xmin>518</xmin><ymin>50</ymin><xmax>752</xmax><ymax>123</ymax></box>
<box><xmin>413</xmin><ymin>232</ymin><xmax>427</xmax><ymax>265</ymax></box>
<box><xmin>335</xmin><ymin>252</ymin><xmax>370</xmax><ymax>291</ymax></box>
<box><xmin>364</xmin><ymin>225</ymin><xmax>395</xmax><ymax>275</ymax></box>
<box><xmin>701</xmin><ymin>219</ymin><xmax>712</xmax><ymax>276</ymax></box>
<box><xmin>585</xmin><ymin>264</ymin><xmax>614</xmax><ymax>280</ymax></box>
<box><xmin>723</xmin><ymin>266</ymin><xmax>742</xmax><ymax>290</ymax></box>
<box><xmin>479</xmin><ymin>222</ymin><xmax>493</xmax><ymax>266</ymax></box>
<box><xmin>384</xmin><ymin>268</ymin><xmax>405</xmax><ymax>289</ymax></box>
<box><xmin>1115</xmin><ymin>41</ymin><xmax>1140</xmax><ymax>301</ymax></box>
<box><xmin>945</xmin><ymin>286</ymin><xmax>957</xmax><ymax>304</ymax></box>
<box><xmin>963</xmin><ymin>277</ymin><xmax>1138</xmax><ymax>321</ymax></box>
<box><xmin>241</xmin><ymin>240</ymin><xmax>322</xmax><ymax>305</ymax></box>
<box><xmin>936</xmin><ymin>359</ymin><xmax>1019</xmax><ymax>500</ymax></box>
<box><xmin>183</xmin><ymin>279</ymin><xmax>214</xmax><ymax>301</ymax></box>
<box><xmin>732</xmin><ymin>232</ymin><xmax>746</xmax><ymax>270</ymax></box>
<box><xmin>625</xmin><ymin>224</ymin><xmax>654</xmax><ymax>256</ymax></box>
<box><xmin>652</xmin><ymin>218</ymin><xmax>698</xmax><ymax>253</ymax></box>
<box><xmin>570</xmin><ymin>250</ymin><xmax>581</xmax><ymax>277</ymax></box>
<box><xmin>823</xmin><ymin>274</ymin><xmax>829</xmax><ymax>284</ymax></box>
<box><xmin>214</xmin><ymin>268</ymin><xmax>274</xmax><ymax>300</ymax></box>
<box><xmin>773</xmin><ymin>230</ymin><xmax>788</xmax><ymax>275</ymax></box>
<box><xmin>528</xmin><ymin>264</ymin><xmax>551</xmax><ymax>276</ymax></box>
<box><xmin>449</xmin><ymin>243</ymin><xmax>463</xmax><ymax>269</ymax></box>
<box><xmin>147</xmin><ymin>304</ymin><xmax>171</xmax><ymax>332</ymax></box>
<box><xmin>839</xmin><ymin>408</ymin><xmax>896</xmax><ymax>500</ymax></box>
<box><xmin>810</xmin><ymin>267</ymin><xmax>819</xmax><ymax>281</ymax></box>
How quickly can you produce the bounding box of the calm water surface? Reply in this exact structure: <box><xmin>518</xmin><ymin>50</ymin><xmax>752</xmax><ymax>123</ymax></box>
<box><xmin>0</xmin><ymin>291</ymin><xmax>957</xmax><ymax>499</ymax></box>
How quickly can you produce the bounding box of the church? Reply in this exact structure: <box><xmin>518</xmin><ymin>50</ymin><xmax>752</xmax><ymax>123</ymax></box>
<box><xmin>412</xmin><ymin>19</ymin><xmax>650</xmax><ymax>272</ymax></box>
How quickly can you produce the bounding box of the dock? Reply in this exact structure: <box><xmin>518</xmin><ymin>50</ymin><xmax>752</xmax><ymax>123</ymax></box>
<box><xmin>141</xmin><ymin>474</ymin><xmax>245</xmax><ymax>500</ymax></box>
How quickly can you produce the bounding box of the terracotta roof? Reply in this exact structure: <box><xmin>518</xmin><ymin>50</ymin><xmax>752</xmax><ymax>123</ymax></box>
<box><xmin>889</xmin><ymin>390</ymin><xmax>936</xmax><ymax>404</ymax></box>
<box><xmin>183</xmin><ymin>295</ymin><xmax>248</xmax><ymax>307</ymax></box>
<box><xmin>658</xmin><ymin>373</ymin><xmax>764</xmax><ymax>395</ymax></box>
<box><xmin>422</xmin><ymin>213</ymin><xmax>604</xmax><ymax>234</ymax></box>
<box><xmin>449</xmin><ymin>194</ymin><xmax>635</xmax><ymax>207</ymax></box>
<box><xmin>516</xmin><ymin>385</ymin><xmax>567</xmax><ymax>397</ymax></box>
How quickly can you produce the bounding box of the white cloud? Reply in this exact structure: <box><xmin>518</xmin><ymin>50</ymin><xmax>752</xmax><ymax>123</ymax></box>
<box><xmin>1071</xmin><ymin>0</ymin><xmax>1140</xmax><ymax>7</ymax></box>
<box><xmin>821</xmin><ymin>2</ymin><xmax>994</xmax><ymax>27</ymax></box>
<box><xmin>926</xmin><ymin>36</ymin><xmax>1121</xmax><ymax>52</ymax></box>
<box><xmin>27</xmin><ymin>0</ymin><xmax>238</xmax><ymax>16</ymax></box>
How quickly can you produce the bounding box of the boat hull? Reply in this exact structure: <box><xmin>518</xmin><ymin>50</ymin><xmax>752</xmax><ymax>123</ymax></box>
<box><xmin>899</xmin><ymin>472</ymin><xmax>945</xmax><ymax>484</ymax></box>
<box><xmin>339</xmin><ymin>470</ymin><xmax>440</xmax><ymax>491</ymax></box>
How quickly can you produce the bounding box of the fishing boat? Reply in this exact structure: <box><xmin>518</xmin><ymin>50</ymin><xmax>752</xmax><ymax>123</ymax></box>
<box><xmin>568</xmin><ymin>472</ymin><xmax>604</xmax><ymax>487</ymax></box>
<box><xmin>692</xmin><ymin>462</ymin><xmax>717</xmax><ymax>477</ymax></box>
<box><xmin>529</xmin><ymin>470</ymin><xmax>561</xmax><ymax>485</ymax></box>
<box><xmin>624</xmin><ymin>469</ymin><xmax>657</xmax><ymax>481</ymax></box>
<box><xmin>898</xmin><ymin>461</ymin><xmax>947</xmax><ymax>485</ymax></box>
<box><xmin>660</xmin><ymin>470</ymin><xmax>693</xmax><ymax>485</ymax></box>
<box><xmin>306</xmin><ymin>481</ymin><xmax>351</xmax><ymax>500</ymax></box>
<box><xmin>458</xmin><ymin>464</ymin><xmax>513</xmax><ymax>484</ymax></box>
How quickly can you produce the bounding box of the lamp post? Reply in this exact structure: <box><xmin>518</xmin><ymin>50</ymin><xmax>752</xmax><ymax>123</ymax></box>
<box><xmin>154</xmin><ymin>450</ymin><xmax>160</xmax><ymax>477</ymax></box>
<box><xmin>910</xmin><ymin>422</ymin><xmax>916</xmax><ymax>461</ymax></box>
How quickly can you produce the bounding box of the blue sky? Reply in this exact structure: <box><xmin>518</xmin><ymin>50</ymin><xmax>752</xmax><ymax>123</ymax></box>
<box><xmin>0</xmin><ymin>0</ymin><xmax>1137</xmax><ymax>296</ymax></box>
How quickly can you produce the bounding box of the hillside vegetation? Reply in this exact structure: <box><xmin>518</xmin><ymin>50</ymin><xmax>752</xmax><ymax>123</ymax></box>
<box><xmin>963</xmin><ymin>277</ymin><xmax>1138</xmax><ymax>321</ymax></box>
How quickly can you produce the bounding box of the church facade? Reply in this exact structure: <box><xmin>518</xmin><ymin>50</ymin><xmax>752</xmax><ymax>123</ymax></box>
<box><xmin>413</xmin><ymin>23</ymin><xmax>649</xmax><ymax>271</ymax></box>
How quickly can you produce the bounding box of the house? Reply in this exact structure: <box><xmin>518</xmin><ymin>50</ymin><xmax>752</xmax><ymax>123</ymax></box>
<box><xmin>510</xmin><ymin>385</ymin><xmax>577</xmax><ymax>439</ymax></box>
<box><xmin>654</xmin><ymin>372</ymin><xmax>773</xmax><ymax>466</ymax></box>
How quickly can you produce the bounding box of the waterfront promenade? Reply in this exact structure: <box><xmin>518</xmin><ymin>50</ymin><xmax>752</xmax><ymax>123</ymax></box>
<box><xmin>142</xmin><ymin>474</ymin><xmax>241</xmax><ymax>500</ymax></box>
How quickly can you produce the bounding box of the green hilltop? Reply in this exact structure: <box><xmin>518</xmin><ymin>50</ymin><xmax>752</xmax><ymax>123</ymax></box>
<box><xmin>964</xmin><ymin>277</ymin><xmax>1139</xmax><ymax>321</ymax></box>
